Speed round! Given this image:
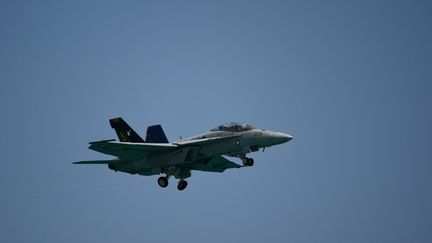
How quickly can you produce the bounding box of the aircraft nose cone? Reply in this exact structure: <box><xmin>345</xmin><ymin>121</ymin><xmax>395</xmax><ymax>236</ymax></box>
<box><xmin>280</xmin><ymin>133</ymin><xmax>293</xmax><ymax>142</ymax></box>
<box><xmin>272</xmin><ymin>132</ymin><xmax>293</xmax><ymax>145</ymax></box>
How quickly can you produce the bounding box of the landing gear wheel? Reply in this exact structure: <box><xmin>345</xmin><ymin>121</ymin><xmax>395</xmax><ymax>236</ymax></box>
<box><xmin>177</xmin><ymin>180</ymin><xmax>188</xmax><ymax>191</ymax></box>
<box><xmin>157</xmin><ymin>176</ymin><xmax>169</xmax><ymax>188</ymax></box>
<box><xmin>242</xmin><ymin>158</ymin><xmax>254</xmax><ymax>166</ymax></box>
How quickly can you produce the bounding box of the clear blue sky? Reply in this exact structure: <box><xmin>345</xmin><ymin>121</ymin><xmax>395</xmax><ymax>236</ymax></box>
<box><xmin>1</xmin><ymin>1</ymin><xmax>431</xmax><ymax>242</ymax></box>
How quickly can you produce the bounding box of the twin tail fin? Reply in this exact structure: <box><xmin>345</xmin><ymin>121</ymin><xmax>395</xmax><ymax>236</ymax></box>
<box><xmin>109</xmin><ymin>117</ymin><xmax>168</xmax><ymax>143</ymax></box>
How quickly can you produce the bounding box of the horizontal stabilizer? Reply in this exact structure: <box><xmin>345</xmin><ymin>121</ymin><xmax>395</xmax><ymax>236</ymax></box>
<box><xmin>89</xmin><ymin>139</ymin><xmax>116</xmax><ymax>144</ymax></box>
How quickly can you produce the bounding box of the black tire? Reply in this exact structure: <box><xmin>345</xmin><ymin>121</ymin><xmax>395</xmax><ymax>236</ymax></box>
<box><xmin>177</xmin><ymin>180</ymin><xmax>188</xmax><ymax>191</ymax></box>
<box><xmin>242</xmin><ymin>158</ymin><xmax>254</xmax><ymax>166</ymax></box>
<box><xmin>157</xmin><ymin>176</ymin><xmax>168</xmax><ymax>188</ymax></box>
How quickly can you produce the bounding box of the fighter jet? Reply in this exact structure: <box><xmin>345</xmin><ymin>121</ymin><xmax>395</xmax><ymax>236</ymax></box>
<box><xmin>74</xmin><ymin>117</ymin><xmax>293</xmax><ymax>191</ymax></box>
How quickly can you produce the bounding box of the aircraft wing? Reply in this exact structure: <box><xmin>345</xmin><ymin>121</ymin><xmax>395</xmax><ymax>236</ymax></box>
<box><xmin>88</xmin><ymin>140</ymin><xmax>178</xmax><ymax>160</ymax></box>
<box><xmin>86</xmin><ymin>136</ymin><xmax>241</xmax><ymax>164</ymax></box>
<box><xmin>189</xmin><ymin>155</ymin><xmax>242</xmax><ymax>173</ymax></box>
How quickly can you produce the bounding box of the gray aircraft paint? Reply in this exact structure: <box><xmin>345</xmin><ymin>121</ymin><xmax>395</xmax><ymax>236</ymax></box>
<box><xmin>75</xmin><ymin>120</ymin><xmax>292</xmax><ymax>190</ymax></box>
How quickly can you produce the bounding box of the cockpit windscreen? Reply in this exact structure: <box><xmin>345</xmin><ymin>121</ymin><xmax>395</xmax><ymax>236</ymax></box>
<box><xmin>210</xmin><ymin>122</ymin><xmax>255</xmax><ymax>132</ymax></box>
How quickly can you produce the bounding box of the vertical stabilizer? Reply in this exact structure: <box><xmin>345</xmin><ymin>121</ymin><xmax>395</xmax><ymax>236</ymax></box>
<box><xmin>146</xmin><ymin>125</ymin><xmax>169</xmax><ymax>143</ymax></box>
<box><xmin>109</xmin><ymin>117</ymin><xmax>145</xmax><ymax>143</ymax></box>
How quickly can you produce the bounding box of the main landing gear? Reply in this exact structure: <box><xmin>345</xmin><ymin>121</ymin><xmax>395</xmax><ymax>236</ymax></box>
<box><xmin>177</xmin><ymin>180</ymin><xmax>188</xmax><ymax>191</ymax></box>
<box><xmin>157</xmin><ymin>176</ymin><xmax>188</xmax><ymax>191</ymax></box>
<box><xmin>157</xmin><ymin>176</ymin><xmax>169</xmax><ymax>188</ymax></box>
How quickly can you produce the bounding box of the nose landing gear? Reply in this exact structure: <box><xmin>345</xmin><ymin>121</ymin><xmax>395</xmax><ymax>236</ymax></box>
<box><xmin>241</xmin><ymin>157</ymin><xmax>254</xmax><ymax>166</ymax></box>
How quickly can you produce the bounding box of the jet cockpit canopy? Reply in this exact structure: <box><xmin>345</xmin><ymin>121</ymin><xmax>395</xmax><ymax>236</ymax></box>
<box><xmin>210</xmin><ymin>122</ymin><xmax>256</xmax><ymax>132</ymax></box>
